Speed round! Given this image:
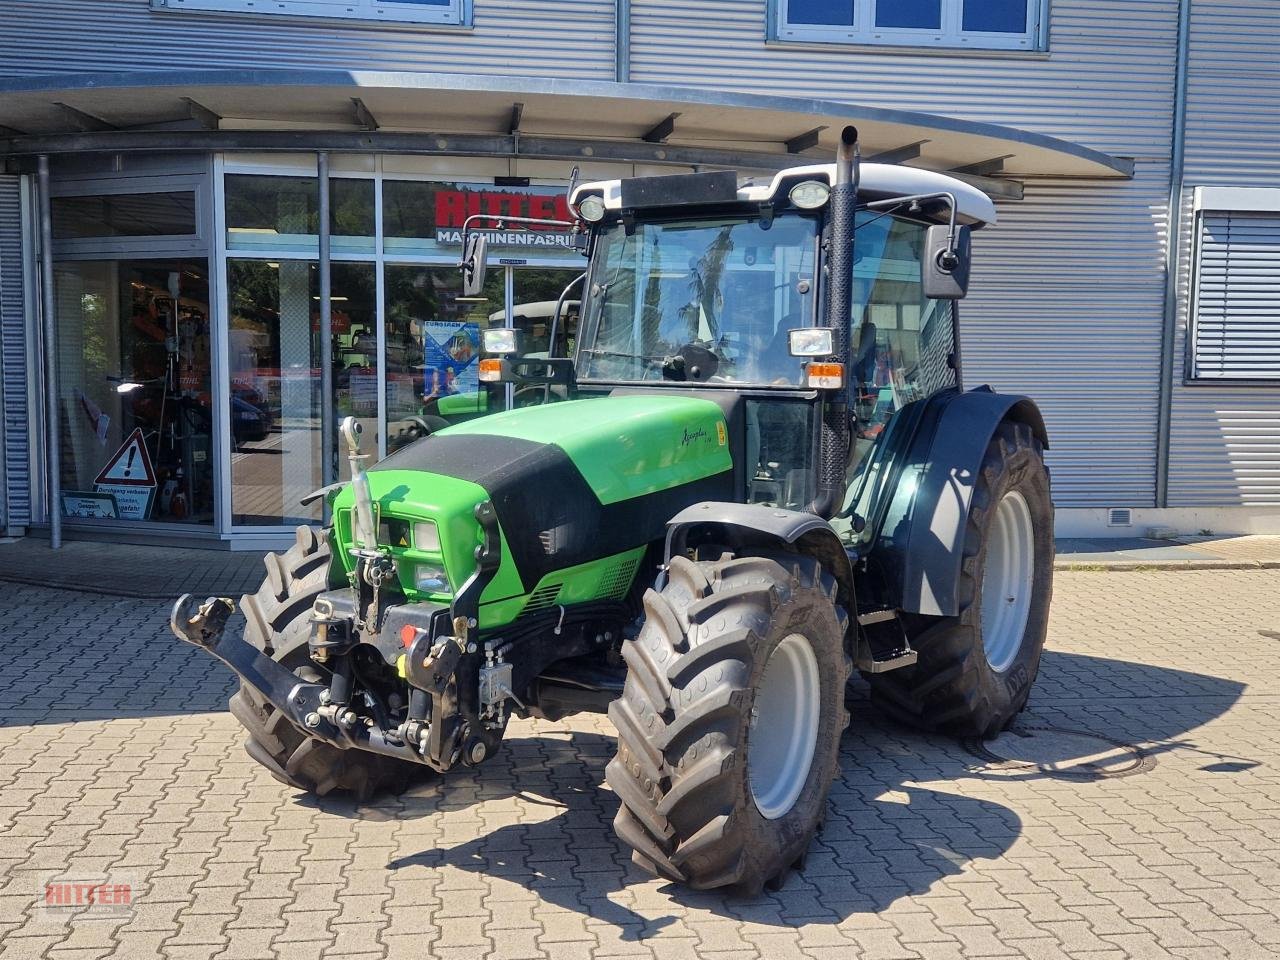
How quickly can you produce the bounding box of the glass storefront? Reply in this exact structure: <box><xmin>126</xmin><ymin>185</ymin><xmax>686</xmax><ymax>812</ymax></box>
<box><xmin>55</xmin><ymin>259</ymin><xmax>213</xmax><ymax>524</ymax></box>
<box><xmin>46</xmin><ymin>155</ymin><xmax>597</xmax><ymax>540</ymax></box>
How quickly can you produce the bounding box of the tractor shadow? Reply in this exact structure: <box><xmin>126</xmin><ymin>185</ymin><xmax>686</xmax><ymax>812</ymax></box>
<box><xmin>368</xmin><ymin>648</ymin><xmax>1247</xmax><ymax>933</ymax></box>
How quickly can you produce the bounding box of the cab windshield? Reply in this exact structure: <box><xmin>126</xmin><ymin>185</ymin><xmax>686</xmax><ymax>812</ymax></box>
<box><xmin>576</xmin><ymin>213</ymin><xmax>820</xmax><ymax>386</ymax></box>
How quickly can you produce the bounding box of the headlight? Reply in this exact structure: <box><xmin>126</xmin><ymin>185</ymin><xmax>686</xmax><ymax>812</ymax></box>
<box><xmin>789</xmin><ymin>180</ymin><xmax>830</xmax><ymax>210</ymax></box>
<box><xmin>577</xmin><ymin>195</ymin><xmax>607</xmax><ymax>222</ymax></box>
<box><xmin>413</xmin><ymin>521</ymin><xmax>440</xmax><ymax>551</ymax></box>
<box><xmin>414</xmin><ymin>563</ymin><xmax>450</xmax><ymax>594</ymax></box>
<box><xmin>482</xmin><ymin>327</ymin><xmax>518</xmax><ymax>355</ymax></box>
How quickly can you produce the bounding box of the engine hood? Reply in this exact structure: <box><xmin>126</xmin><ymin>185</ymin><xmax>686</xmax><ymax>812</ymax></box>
<box><xmin>331</xmin><ymin>395</ymin><xmax>735</xmax><ymax>625</ymax></box>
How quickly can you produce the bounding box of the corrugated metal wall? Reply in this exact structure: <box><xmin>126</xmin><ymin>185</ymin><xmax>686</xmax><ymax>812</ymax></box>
<box><xmin>0</xmin><ymin>0</ymin><xmax>616</xmax><ymax>79</ymax></box>
<box><xmin>0</xmin><ymin>176</ymin><xmax>31</xmax><ymax>529</ymax></box>
<box><xmin>628</xmin><ymin>0</ymin><xmax>1179</xmax><ymax>507</ymax></box>
<box><xmin>1167</xmin><ymin>0</ymin><xmax>1280</xmax><ymax>506</ymax></box>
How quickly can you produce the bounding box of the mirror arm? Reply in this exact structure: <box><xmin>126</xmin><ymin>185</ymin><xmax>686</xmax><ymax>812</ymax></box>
<box><xmin>861</xmin><ymin>191</ymin><xmax>961</xmax><ymax>270</ymax></box>
<box><xmin>549</xmin><ymin>272</ymin><xmax>588</xmax><ymax>360</ymax></box>
<box><xmin>459</xmin><ymin>212</ymin><xmax>580</xmax><ymax>247</ymax></box>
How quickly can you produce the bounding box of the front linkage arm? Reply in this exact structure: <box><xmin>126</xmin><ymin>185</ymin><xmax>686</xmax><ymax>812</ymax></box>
<box><xmin>170</xmin><ymin>593</ymin><xmax>429</xmax><ymax>766</ymax></box>
<box><xmin>169</xmin><ymin>497</ymin><xmax>506</xmax><ymax>775</ymax></box>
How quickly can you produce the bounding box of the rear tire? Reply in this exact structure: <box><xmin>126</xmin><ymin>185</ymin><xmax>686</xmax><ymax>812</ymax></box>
<box><xmin>870</xmin><ymin>420</ymin><xmax>1054</xmax><ymax>738</ymax></box>
<box><xmin>230</xmin><ymin>526</ymin><xmax>420</xmax><ymax>799</ymax></box>
<box><xmin>607</xmin><ymin>553</ymin><xmax>850</xmax><ymax>894</ymax></box>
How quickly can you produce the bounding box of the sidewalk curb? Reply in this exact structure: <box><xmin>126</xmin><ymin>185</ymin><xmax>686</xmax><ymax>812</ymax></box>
<box><xmin>1055</xmin><ymin>559</ymin><xmax>1280</xmax><ymax>572</ymax></box>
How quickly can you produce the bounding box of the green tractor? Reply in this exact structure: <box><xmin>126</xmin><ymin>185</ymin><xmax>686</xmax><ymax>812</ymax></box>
<box><xmin>173</xmin><ymin>126</ymin><xmax>1053</xmax><ymax>895</ymax></box>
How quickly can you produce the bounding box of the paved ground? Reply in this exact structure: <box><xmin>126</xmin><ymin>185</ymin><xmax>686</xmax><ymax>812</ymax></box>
<box><xmin>0</xmin><ymin>539</ymin><xmax>266</xmax><ymax>599</ymax></box>
<box><xmin>2</xmin><ymin>569</ymin><xmax>1280</xmax><ymax>960</ymax></box>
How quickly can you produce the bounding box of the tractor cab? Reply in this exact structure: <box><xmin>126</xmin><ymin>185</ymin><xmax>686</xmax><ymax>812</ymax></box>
<box><xmin>470</xmin><ymin>152</ymin><xmax>996</xmax><ymax>552</ymax></box>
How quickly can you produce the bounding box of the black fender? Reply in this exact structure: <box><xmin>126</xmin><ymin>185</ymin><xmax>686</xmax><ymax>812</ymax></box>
<box><xmin>869</xmin><ymin>387</ymin><xmax>1048</xmax><ymax>617</ymax></box>
<box><xmin>664</xmin><ymin>501</ymin><xmax>856</xmax><ymax>614</ymax></box>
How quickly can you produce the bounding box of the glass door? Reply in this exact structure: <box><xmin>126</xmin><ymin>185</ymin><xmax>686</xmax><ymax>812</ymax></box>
<box><xmin>384</xmin><ymin>264</ymin><xmax>505</xmax><ymax>456</ymax></box>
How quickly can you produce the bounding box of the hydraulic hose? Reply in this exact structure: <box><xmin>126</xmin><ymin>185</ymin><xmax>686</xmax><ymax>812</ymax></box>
<box><xmin>804</xmin><ymin>125</ymin><xmax>858</xmax><ymax>519</ymax></box>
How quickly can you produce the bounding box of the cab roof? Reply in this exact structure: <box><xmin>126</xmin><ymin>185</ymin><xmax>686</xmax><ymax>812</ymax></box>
<box><xmin>572</xmin><ymin>162</ymin><xmax>997</xmax><ymax>227</ymax></box>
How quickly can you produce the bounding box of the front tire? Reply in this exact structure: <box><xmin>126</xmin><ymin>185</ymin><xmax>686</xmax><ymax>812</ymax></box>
<box><xmin>229</xmin><ymin>526</ymin><xmax>421</xmax><ymax>799</ymax></box>
<box><xmin>870</xmin><ymin>420</ymin><xmax>1054</xmax><ymax>737</ymax></box>
<box><xmin>607</xmin><ymin>553</ymin><xmax>850</xmax><ymax>894</ymax></box>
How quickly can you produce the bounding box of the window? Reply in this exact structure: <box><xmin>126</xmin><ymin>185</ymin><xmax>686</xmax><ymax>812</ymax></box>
<box><xmin>152</xmin><ymin>0</ymin><xmax>469</xmax><ymax>28</ymax></box>
<box><xmin>577</xmin><ymin>213</ymin><xmax>820</xmax><ymax>386</ymax></box>
<box><xmin>54</xmin><ymin>260</ymin><xmax>214</xmax><ymax>525</ymax></box>
<box><xmin>225</xmin><ymin>174</ymin><xmax>374</xmax><ymax>256</ymax></box>
<box><xmin>1190</xmin><ymin>189</ymin><xmax>1280</xmax><ymax>381</ymax></box>
<box><xmin>774</xmin><ymin>0</ymin><xmax>1043</xmax><ymax>50</ymax></box>
<box><xmin>53</xmin><ymin>192</ymin><xmax>196</xmax><ymax>240</ymax></box>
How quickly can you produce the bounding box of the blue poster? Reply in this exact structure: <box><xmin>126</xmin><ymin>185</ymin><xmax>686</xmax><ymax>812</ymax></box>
<box><xmin>422</xmin><ymin>321</ymin><xmax>480</xmax><ymax>400</ymax></box>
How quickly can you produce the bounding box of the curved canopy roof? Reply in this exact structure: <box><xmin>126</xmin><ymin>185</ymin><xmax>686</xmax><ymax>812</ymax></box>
<box><xmin>0</xmin><ymin>70</ymin><xmax>1133</xmax><ymax>201</ymax></box>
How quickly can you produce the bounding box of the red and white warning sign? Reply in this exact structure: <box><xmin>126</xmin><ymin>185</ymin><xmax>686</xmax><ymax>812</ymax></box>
<box><xmin>94</xmin><ymin>428</ymin><xmax>157</xmax><ymax>520</ymax></box>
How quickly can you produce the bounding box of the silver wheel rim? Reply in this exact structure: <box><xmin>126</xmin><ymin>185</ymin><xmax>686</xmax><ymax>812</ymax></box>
<box><xmin>981</xmin><ymin>490</ymin><xmax>1035</xmax><ymax>673</ymax></box>
<box><xmin>748</xmin><ymin>633</ymin><xmax>820</xmax><ymax>820</ymax></box>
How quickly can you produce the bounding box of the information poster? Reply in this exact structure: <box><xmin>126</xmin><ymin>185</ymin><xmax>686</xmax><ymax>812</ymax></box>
<box><xmin>422</xmin><ymin>321</ymin><xmax>480</xmax><ymax>399</ymax></box>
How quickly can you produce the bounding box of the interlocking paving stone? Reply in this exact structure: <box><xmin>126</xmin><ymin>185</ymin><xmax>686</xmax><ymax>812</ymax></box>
<box><xmin>1</xmin><ymin>570</ymin><xmax>1280</xmax><ymax>958</ymax></box>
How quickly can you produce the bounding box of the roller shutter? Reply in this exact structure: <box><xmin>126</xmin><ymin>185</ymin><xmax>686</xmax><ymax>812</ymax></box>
<box><xmin>1193</xmin><ymin>211</ymin><xmax>1280</xmax><ymax>380</ymax></box>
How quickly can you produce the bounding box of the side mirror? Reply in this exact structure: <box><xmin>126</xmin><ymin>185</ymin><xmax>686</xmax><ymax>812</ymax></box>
<box><xmin>922</xmin><ymin>223</ymin><xmax>971</xmax><ymax>300</ymax></box>
<box><xmin>460</xmin><ymin>233</ymin><xmax>489</xmax><ymax>298</ymax></box>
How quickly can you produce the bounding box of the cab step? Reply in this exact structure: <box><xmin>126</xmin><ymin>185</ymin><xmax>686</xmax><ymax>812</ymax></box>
<box><xmin>854</xmin><ymin>609</ymin><xmax>918</xmax><ymax>674</ymax></box>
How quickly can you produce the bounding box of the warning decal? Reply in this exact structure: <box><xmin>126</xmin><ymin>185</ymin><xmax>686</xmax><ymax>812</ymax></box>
<box><xmin>94</xmin><ymin>428</ymin><xmax>157</xmax><ymax>487</ymax></box>
<box><xmin>93</xmin><ymin>428</ymin><xmax>157</xmax><ymax>521</ymax></box>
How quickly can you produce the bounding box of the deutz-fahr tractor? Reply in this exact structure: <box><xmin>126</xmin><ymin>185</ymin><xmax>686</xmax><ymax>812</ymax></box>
<box><xmin>173</xmin><ymin>126</ymin><xmax>1053</xmax><ymax>895</ymax></box>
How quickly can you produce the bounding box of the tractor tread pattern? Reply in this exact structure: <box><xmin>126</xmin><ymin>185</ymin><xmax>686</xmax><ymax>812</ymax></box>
<box><xmin>608</xmin><ymin>553</ymin><xmax>849</xmax><ymax>894</ymax></box>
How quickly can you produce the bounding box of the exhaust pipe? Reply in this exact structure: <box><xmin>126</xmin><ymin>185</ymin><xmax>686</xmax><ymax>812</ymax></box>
<box><xmin>805</xmin><ymin>125</ymin><xmax>859</xmax><ymax>519</ymax></box>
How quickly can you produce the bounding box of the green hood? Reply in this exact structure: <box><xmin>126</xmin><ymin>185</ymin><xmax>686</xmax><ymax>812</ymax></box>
<box><xmin>332</xmin><ymin>394</ymin><xmax>733</xmax><ymax>627</ymax></box>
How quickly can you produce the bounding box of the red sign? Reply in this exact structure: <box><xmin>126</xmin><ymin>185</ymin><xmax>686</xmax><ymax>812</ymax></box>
<box><xmin>433</xmin><ymin>185</ymin><xmax>576</xmax><ymax>250</ymax></box>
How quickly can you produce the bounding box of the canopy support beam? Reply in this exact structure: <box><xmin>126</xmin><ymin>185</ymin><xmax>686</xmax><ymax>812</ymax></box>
<box><xmin>642</xmin><ymin>112</ymin><xmax>679</xmax><ymax>143</ymax></box>
<box><xmin>867</xmin><ymin>140</ymin><xmax>927</xmax><ymax>164</ymax></box>
<box><xmin>952</xmin><ymin>154</ymin><xmax>1012</xmax><ymax>177</ymax></box>
<box><xmin>785</xmin><ymin>125</ymin><xmax>827</xmax><ymax>154</ymax></box>
<box><xmin>352</xmin><ymin>97</ymin><xmax>379</xmax><ymax>131</ymax></box>
<box><xmin>53</xmin><ymin>102</ymin><xmax>115</xmax><ymax>132</ymax></box>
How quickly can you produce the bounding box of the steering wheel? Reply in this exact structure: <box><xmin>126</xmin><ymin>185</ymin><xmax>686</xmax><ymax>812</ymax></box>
<box><xmin>662</xmin><ymin>342</ymin><xmax>721</xmax><ymax>383</ymax></box>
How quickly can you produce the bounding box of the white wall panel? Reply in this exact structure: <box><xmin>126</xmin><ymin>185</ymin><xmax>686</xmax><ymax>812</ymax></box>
<box><xmin>629</xmin><ymin>0</ymin><xmax>1178</xmax><ymax>507</ymax></box>
<box><xmin>1168</xmin><ymin>0</ymin><xmax>1280</xmax><ymax>505</ymax></box>
<box><xmin>0</xmin><ymin>0</ymin><xmax>615</xmax><ymax>79</ymax></box>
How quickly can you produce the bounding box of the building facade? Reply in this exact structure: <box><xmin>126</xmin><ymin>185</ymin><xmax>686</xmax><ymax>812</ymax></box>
<box><xmin>0</xmin><ymin>0</ymin><xmax>1276</xmax><ymax>548</ymax></box>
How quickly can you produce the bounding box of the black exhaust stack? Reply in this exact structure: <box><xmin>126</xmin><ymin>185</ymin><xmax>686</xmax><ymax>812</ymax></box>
<box><xmin>806</xmin><ymin>125</ymin><xmax>859</xmax><ymax>519</ymax></box>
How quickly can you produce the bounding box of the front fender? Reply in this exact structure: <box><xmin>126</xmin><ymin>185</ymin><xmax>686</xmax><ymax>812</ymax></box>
<box><xmin>869</xmin><ymin>387</ymin><xmax>1048</xmax><ymax>617</ymax></box>
<box><xmin>664</xmin><ymin>501</ymin><xmax>856</xmax><ymax>611</ymax></box>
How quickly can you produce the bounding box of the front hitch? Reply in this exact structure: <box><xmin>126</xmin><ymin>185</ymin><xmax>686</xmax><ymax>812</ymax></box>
<box><xmin>170</xmin><ymin>594</ymin><xmax>236</xmax><ymax>648</ymax></box>
<box><xmin>169</xmin><ymin>592</ymin><xmax>430</xmax><ymax>768</ymax></box>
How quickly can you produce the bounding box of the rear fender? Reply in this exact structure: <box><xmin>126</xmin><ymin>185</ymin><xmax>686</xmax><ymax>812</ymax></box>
<box><xmin>664</xmin><ymin>502</ymin><xmax>856</xmax><ymax>614</ymax></box>
<box><xmin>868</xmin><ymin>387</ymin><xmax>1048</xmax><ymax>617</ymax></box>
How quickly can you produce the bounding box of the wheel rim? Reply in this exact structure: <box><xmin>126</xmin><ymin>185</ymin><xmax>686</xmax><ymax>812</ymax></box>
<box><xmin>748</xmin><ymin>633</ymin><xmax>821</xmax><ymax>820</ymax></box>
<box><xmin>981</xmin><ymin>489</ymin><xmax>1036</xmax><ymax>673</ymax></box>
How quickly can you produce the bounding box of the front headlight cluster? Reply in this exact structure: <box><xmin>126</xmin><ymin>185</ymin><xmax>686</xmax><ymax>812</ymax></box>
<box><xmin>412</xmin><ymin>521</ymin><xmax>440</xmax><ymax>551</ymax></box>
<box><xmin>414</xmin><ymin>563</ymin><xmax>450</xmax><ymax>594</ymax></box>
<box><xmin>388</xmin><ymin>519</ymin><xmax>448</xmax><ymax>595</ymax></box>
